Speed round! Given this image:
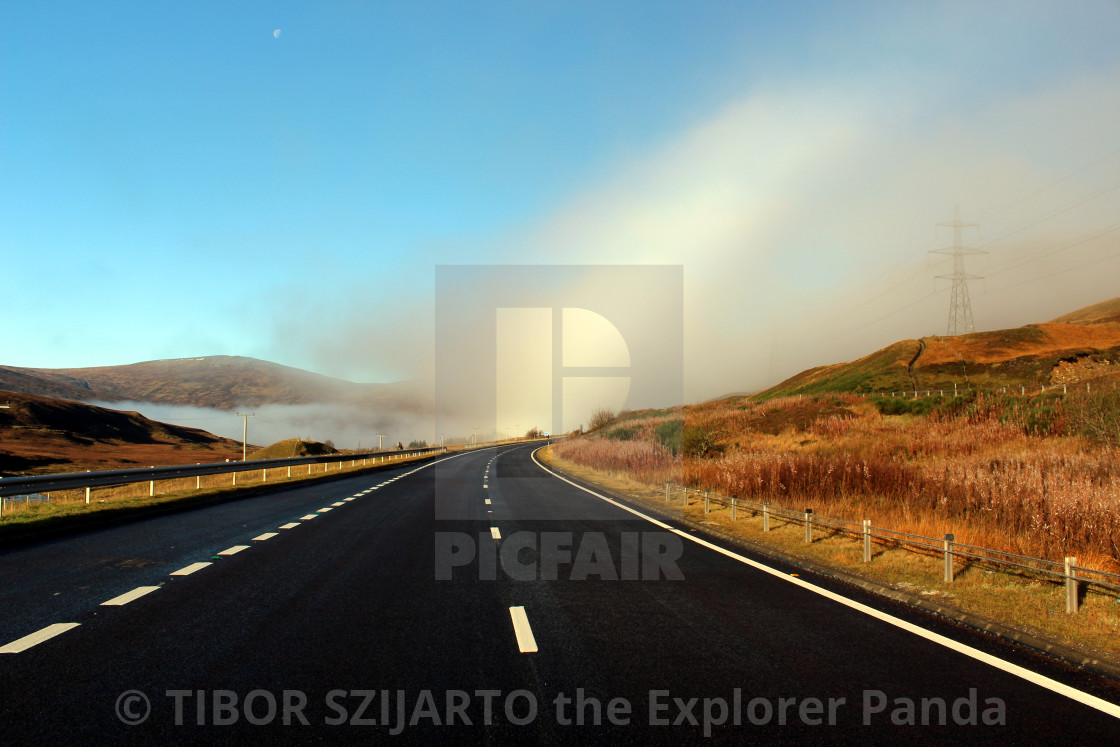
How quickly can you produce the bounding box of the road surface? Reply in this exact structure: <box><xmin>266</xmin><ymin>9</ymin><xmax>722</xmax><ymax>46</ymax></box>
<box><xmin>2</xmin><ymin>443</ymin><xmax>1118</xmax><ymax>743</ymax></box>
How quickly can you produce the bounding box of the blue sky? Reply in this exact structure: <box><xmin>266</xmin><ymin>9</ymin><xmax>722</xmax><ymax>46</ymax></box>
<box><xmin>3</xmin><ymin>1</ymin><xmax>1120</xmax><ymax>399</ymax></box>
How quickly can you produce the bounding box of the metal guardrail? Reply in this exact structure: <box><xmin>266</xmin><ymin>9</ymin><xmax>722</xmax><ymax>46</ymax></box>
<box><xmin>0</xmin><ymin>447</ymin><xmax>446</xmax><ymax>499</ymax></box>
<box><xmin>666</xmin><ymin>483</ymin><xmax>1120</xmax><ymax>614</ymax></box>
<box><xmin>0</xmin><ymin>436</ymin><xmax>555</xmax><ymax>512</ymax></box>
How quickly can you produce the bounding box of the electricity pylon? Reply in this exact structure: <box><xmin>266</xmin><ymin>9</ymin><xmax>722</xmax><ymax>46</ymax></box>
<box><xmin>930</xmin><ymin>207</ymin><xmax>985</xmax><ymax>335</ymax></box>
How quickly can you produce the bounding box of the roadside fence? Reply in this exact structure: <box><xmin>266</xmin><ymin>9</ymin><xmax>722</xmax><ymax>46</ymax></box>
<box><xmin>665</xmin><ymin>483</ymin><xmax>1119</xmax><ymax>614</ymax></box>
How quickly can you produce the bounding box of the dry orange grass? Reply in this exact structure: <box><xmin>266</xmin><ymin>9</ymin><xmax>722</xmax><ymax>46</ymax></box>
<box><xmin>556</xmin><ymin>394</ymin><xmax>1120</xmax><ymax>573</ymax></box>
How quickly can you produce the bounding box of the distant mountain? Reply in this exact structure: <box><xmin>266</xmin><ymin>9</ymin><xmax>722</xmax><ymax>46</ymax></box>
<box><xmin>0</xmin><ymin>356</ymin><xmax>424</xmax><ymax>411</ymax></box>
<box><xmin>0</xmin><ymin>390</ymin><xmax>244</xmax><ymax>475</ymax></box>
<box><xmin>760</xmin><ymin>297</ymin><xmax>1120</xmax><ymax>397</ymax></box>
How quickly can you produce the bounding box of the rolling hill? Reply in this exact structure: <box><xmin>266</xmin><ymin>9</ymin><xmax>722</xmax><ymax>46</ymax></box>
<box><xmin>0</xmin><ymin>356</ymin><xmax>424</xmax><ymax>412</ymax></box>
<box><xmin>760</xmin><ymin>297</ymin><xmax>1120</xmax><ymax>398</ymax></box>
<box><xmin>0</xmin><ymin>391</ymin><xmax>245</xmax><ymax>475</ymax></box>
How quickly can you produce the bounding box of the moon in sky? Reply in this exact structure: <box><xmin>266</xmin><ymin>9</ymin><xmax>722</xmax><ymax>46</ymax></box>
<box><xmin>273</xmin><ymin>29</ymin><xmax>281</xmax><ymax>39</ymax></box>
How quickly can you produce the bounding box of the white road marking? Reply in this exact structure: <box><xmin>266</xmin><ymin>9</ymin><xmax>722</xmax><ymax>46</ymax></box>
<box><xmin>344</xmin><ymin>497</ymin><xmax>356</xmax><ymax>501</ymax></box>
<box><xmin>280</xmin><ymin>522</ymin><xmax>301</xmax><ymax>529</ymax></box>
<box><xmin>332</xmin><ymin>501</ymin><xmax>345</xmax><ymax>506</ymax></box>
<box><xmin>490</xmin><ymin>527</ymin><xmax>501</xmax><ymax>540</ymax></box>
<box><xmin>218</xmin><ymin>545</ymin><xmax>250</xmax><ymax>556</ymax></box>
<box><xmin>318</xmin><ymin>507</ymin><xmax>333</xmax><ymax>513</ymax></box>
<box><xmin>530</xmin><ymin>447</ymin><xmax>1120</xmax><ymax>720</ymax></box>
<box><xmin>509</xmin><ymin>606</ymin><xmax>538</xmax><ymax>653</ymax></box>
<box><xmin>299</xmin><ymin>515</ymin><xmax>317</xmax><ymax>520</ymax></box>
<box><xmin>485</xmin><ymin>498</ymin><xmax>492</xmax><ymax>505</ymax></box>
<box><xmin>170</xmin><ymin>562</ymin><xmax>212</xmax><ymax>576</ymax></box>
<box><xmin>0</xmin><ymin>623</ymin><xmax>81</xmax><ymax>654</ymax></box>
<box><xmin>253</xmin><ymin>533</ymin><xmax>278</xmax><ymax>541</ymax></box>
<box><xmin>102</xmin><ymin>586</ymin><xmax>160</xmax><ymax>606</ymax></box>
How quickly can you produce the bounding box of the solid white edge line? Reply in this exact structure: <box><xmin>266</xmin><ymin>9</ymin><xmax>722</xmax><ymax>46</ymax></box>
<box><xmin>170</xmin><ymin>562</ymin><xmax>212</xmax><ymax>576</ymax></box>
<box><xmin>490</xmin><ymin>527</ymin><xmax>501</xmax><ymax>540</ymax></box>
<box><xmin>280</xmin><ymin>522</ymin><xmax>301</xmax><ymax>529</ymax></box>
<box><xmin>252</xmin><ymin>533</ymin><xmax>278</xmax><ymax>541</ymax></box>
<box><xmin>102</xmin><ymin>586</ymin><xmax>160</xmax><ymax>606</ymax></box>
<box><xmin>0</xmin><ymin>623</ymin><xmax>81</xmax><ymax>654</ymax></box>
<box><xmin>529</xmin><ymin>447</ymin><xmax>1120</xmax><ymax>719</ymax></box>
<box><xmin>509</xmin><ymin>606</ymin><xmax>538</xmax><ymax>653</ymax></box>
<box><xmin>218</xmin><ymin>545</ymin><xmax>250</xmax><ymax>556</ymax></box>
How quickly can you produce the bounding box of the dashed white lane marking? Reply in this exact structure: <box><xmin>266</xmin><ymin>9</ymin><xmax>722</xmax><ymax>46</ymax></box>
<box><xmin>331</xmin><ymin>501</ymin><xmax>345</xmax><ymax>506</ymax></box>
<box><xmin>280</xmin><ymin>522</ymin><xmax>301</xmax><ymax>529</ymax></box>
<box><xmin>529</xmin><ymin>447</ymin><xmax>1120</xmax><ymax>720</ymax></box>
<box><xmin>485</xmin><ymin>498</ymin><xmax>492</xmax><ymax>505</ymax></box>
<box><xmin>218</xmin><ymin>545</ymin><xmax>250</xmax><ymax>556</ymax></box>
<box><xmin>318</xmin><ymin>507</ymin><xmax>333</xmax><ymax>513</ymax></box>
<box><xmin>0</xmin><ymin>623</ymin><xmax>81</xmax><ymax>654</ymax></box>
<box><xmin>490</xmin><ymin>527</ymin><xmax>501</xmax><ymax>540</ymax></box>
<box><xmin>509</xmin><ymin>607</ymin><xmax>538</xmax><ymax>653</ymax></box>
<box><xmin>299</xmin><ymin>515</ymin><xmax>317</xmax><ymax>521</ymax></box>
<box><xmin>253</xmin><ymin>533</ymin><xmax>278</xmax><ymax>541</ymax></box>
<box><xmin>102</xmin><ymin>586</ymin><xmax>160</xmax><ymax>606</ymax></box>
<box><xmin>344</xmin><ymin>497</ymin><xmax>356</xmax><ymax>502</ymax></box>
<box><xmin>170</xmin><ymin>562</ymin><xmax>212</xmax><ymax>576</ymax></box>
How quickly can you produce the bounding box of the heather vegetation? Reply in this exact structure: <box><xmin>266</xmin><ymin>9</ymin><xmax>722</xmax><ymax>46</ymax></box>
<box><xmin>554</xmin><ymin>387</ymin><xmax>1120</xmax><ymax>570</ymax></box>
<box><xmin>553</xmin><ymin>408</ymin><xmax>682</xmax><ymax>486</ymax></box>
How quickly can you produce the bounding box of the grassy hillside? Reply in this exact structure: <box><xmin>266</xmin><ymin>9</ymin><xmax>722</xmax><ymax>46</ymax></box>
<box><xmin>0</xmin><ymin>390</ymin><xmax>244</xmax><ymax>475</ymax></box>
<box><xmin>1050</xmin><ymin>296</ymin><xmax>1120</xmax><ymax>325</ymax></box>
<box><xmin>248</xmin><ymin>438</ymin><xmax>339</xmax><ymax>460</ymax></box>
<box><xmin>760</xmin><ymin>299</ymin><xmax>1120</xmax><ymax>399</ymax></box>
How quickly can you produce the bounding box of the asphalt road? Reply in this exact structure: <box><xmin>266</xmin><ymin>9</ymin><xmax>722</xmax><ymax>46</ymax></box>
<box><xmin>1</xmin><ymin>443</ymin><xmax>1119</xmax><ymax>744</ymax></box>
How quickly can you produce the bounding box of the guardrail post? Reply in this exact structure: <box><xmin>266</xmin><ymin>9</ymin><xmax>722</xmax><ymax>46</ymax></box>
<box><xmin>704</xmin><ymin>490</ymin><xmax>710</xmax><ymax>514</ymax></box>
<box><xmin>730</xmin><ymin>497</ymin><xmax>737</xmax><ymax>521</ymax></box>
<box><xmin>862</xmin><ymin>519</ymin><xmax>871</xmax><ymax>562</ymax></box>
<box><xmin>665</xmin><ymin>482</ymin><xmax>670</xmax><ymax>503</ymax></box>
<box><xmin>1065</xmin><ymin>557</ymin><xmax>1079</xmax><ymax>614</ymax></box>
<box><xmin>763</xmin><ymin>503</ymin><xmax>770</xmax><ymax>532</ymax></box>
<box><xmin>804</xmin><ymin>508</ymin><xmax>813</xmax><ymax>543</ymax></box>
<box><xmin>943</xmin><ymin>533</ymin><xmax>955</xmax><ymax>583</ymax></box>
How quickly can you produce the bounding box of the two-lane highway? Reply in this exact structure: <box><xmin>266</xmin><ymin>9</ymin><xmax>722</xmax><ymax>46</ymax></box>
<box><xmin>1</xmin><ymin>443</ymin><xmax>1119</xmax><ymax>743</ymax></box>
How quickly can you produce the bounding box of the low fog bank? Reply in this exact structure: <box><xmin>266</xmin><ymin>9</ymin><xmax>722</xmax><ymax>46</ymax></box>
<box><xmin>90</xmin><ymin>401</ymin><xmax>444</xmax><ymax>451</ymax></box>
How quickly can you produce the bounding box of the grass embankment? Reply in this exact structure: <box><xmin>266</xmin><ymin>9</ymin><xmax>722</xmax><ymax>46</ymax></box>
<box><xmin>542</xmin><ymin>389</ymin><xmax>1120</xmax><ymax>667</ymax></box>
<box><xmin>0</xmin><ymin>451</ymin><xmax>438</xmax><ymax>542</ymax></box>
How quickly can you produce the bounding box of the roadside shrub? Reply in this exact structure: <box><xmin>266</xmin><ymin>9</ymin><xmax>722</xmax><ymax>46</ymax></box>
<box><xmin>1066</xmin><ymin>388</ymin><xmax>1120</xmax><ymax>445</ymax></box>
<box><xmin>655</xmin><ymin>420</ymin><xmax>683</xmax><ymax>455</ymax></box>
